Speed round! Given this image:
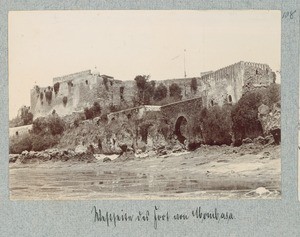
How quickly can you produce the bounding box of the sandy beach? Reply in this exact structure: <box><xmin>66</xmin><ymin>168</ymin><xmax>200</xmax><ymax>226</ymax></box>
<box><xmin>9</xmin><ymin>144</ymin><xmax>281</xmax><ymax>200</ymax></box>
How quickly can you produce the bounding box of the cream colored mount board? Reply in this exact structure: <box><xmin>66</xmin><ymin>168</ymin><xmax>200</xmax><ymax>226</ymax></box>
<box><xmin>1</xmin><ymin>4</ymin><xmax>299</xmax><ymax>237</ymax></box>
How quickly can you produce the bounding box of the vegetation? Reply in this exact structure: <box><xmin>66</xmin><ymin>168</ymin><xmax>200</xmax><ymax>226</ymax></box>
<box><xmin>134</xmin><ymin>75</ymin><xmax>155</xmax><ymax>105</ymax></box>
<box><xmin>169</xmin><ymin>83</ymin><xmax>182</xmax><ymax>99</ymax></box>
<box><xmin>20</xmin><ymin>106</ymin><xmax>33</xmax><ymax>126</ymax></box>
<box><xmin>188</xmin><ymin>84</ymin><xmax>280</xmax><ymax>146</ymax></box>
<box><xmin>9</xmin><ymin>133</ymin><xmax>33</xmax><ymax>154</ymax></box>
<box><xmin>198</xmin><ymin>105</ymin><xmax>233</xmax><ymax>145</ymax></box>
<box><xmin>231</xmin><ymin>84</ymin><xmax>280</xmax><ymax>145</ymax></box>
<box><xmin>63</xmin><ymin>96</ymin><xmax>68</xmax><ymax>106</ymax></box>
<box><xmin>67</xmin><ymin>81</ymin><xmax>73</xmax><ymax>87</ymax></box>
<box><xmin>190</xmin><ymin>78</ymin><xmax>198</xmax><ymax>93</ymax></box>
<box><xmin>84</xmin><ymin>102</ymin><xmax>101</xmax><ymax>120</ymax></box>
<box><xmin>9</xmin><ymin>106</ymin><xmax>33</xmax><ymax>128</ymax></box>
<box><xmin>34</xmin><ymin>85</ymin><xmax>40</xmax><ymax>94</ymax></box>
<box><xmin>10</xmin><ymin>114</ymin><xmax>65</xmax><ymax>153</ymax></box>
<box><xmin>45</xmin><ymin>90</ymin><xmax>53</xmax><ymax>105</ymax></box>
<box><xmin>32</xmin><ymin>114</ymin><xmax>65</xmax><ymax>136</ymax></box>
<box><xmin>54</xmin><ymin>82</ymin><xmax>60</xmax><ymax>95</ymax></box>
<box><xmin>153</xmin><ymin>83</ymin><xmax>168</xmax><ymax>101</ymax></box>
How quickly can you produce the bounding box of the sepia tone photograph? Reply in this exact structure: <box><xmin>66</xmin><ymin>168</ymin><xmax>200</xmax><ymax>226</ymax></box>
<box><xmin>9</xmin><ymin>10</ymin><xmax>281</xmax><ymax>200</ymax></box>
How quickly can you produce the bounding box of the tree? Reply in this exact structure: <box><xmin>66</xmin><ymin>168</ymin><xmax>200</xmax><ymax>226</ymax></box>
<box><xmin>135</xmin><ymin>75</ymin><xmax>149</xmax><ymax>91</ymax></box>
<box><xmin>169</xmin><ymin>83</ymin><xmax>182</xmax><ymax>99</ymax></box>
<box><xmin>231</xmin><ymin>91</ymin><xmax>263</xmax><ymax>145</ymax></box>
<box><xmin>153</xmin><ymin>83</ymin><xmax>168</xmax><ymax>101</ymax></box>
<box><xmin>199</xmin><ymin>105</ymin><xmax>233</xmax><ymax>145</ymax></box>
<box><xmin>134</xmin><ymin>75</ymin><xmax>155</xmax><ymax>105</ymax></box>
<box><xmin>19</xmin><ymin>106</ymin><xmax>33</xmax><ymax>125</ymax></box>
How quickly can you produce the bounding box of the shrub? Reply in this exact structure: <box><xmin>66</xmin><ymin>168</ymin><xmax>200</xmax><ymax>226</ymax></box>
<box><xmin>63</xmin><ymin>96</ymin><xmax>68</xmax><ymax>106</ymax></box>
<box><xmin>231</xmin><ymin>90</ymin><xmax>264</xmax><ymax>145</ymax></box>
<box><xmin>84</xmin><ymin>102</ymin><xmax>102</xmax><ymax>120</ymax></box>
<box><xmin>84</xmin><ymin>107</ymin><xmax>93</xmax><ymax>120</ymax></box>
<box><xmin>11</xmin><ymin>115</ymin><xmax>65</xmax><ymax>153</ymax></box>
<box><xmin>199</xmin><ymin>105</ymin><xmax>233</xmax><ymax>145</ymax></box>
<box><xmin>67</xmin><ymin>81</ymin><xmax>73</xmax><ymax>87</ymax></box>
<box><xmin>169</xmin><ymin>83</ymin><xmax>182</xmax><ymax>99</ymax></box>
<box><xmin>153</xmin><ymin>83</ymin><xmax>167</xmax><ymax>101</ymax></box>
<box><xmin>31</xmin><ymin>134</ymin><xmax>59</xmax><ymax>151</ymax></box>
<box><xmin>32</xmin><ymin>117</ymin><xmax>47</xmax><ymax>135</ymax></box>
<box><xmin>45</xmin><ymin>90</ymin><xmax>53</xmax><ymax>105</ymax></box>
<box><xmin>32</xmin><ymin>115</ymin><xmax>65</xmax><ymax>136</ymax></box>
<box><xmin>48</xmin><ymin>115</ymin><xmax>65</xmax><ymax>135</ymax></box>
<box><xmin>54</xmin><ymin>82</ymin><xmax>60</xmax><ymax>95</ymax></box>
<box><xmin>34</xmin><ymin>85</ymin><xmax>40</xmax><ymax>94</ymax></box>
<box><xmin>92</xmin><ymin>102</ymin><xmax>101</xmax><ymax>117</ymax></box>
<box><xmin>9</xmin><ymin>134</ymin><xmax>32</xmax><ymax>154</ymax></box>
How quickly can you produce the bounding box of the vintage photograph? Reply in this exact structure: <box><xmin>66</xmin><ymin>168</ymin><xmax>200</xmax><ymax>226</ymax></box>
<box><xmin>9</xmin><ymin>10</ymin><xmax>281</xmax><ymax>200</ymax></box>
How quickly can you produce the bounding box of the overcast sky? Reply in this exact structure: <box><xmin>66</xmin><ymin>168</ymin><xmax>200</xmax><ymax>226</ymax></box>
<box><xmin>9</xmin><ymin>10</ymin><xmax>281</xmax><ymax>119</ymax></box>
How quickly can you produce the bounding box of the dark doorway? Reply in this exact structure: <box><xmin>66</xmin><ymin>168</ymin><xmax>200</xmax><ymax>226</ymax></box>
<box><xmin>174</xmin><ymin>116</ymin><xmax>188</xmax><ymax>144</ymax></box>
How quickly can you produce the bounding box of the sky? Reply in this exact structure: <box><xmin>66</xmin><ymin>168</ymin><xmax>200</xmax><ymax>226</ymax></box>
<box><xmin>9</xmin><ymin>10</ymin><xmax>281</xmax><ymax>119</ymax></box>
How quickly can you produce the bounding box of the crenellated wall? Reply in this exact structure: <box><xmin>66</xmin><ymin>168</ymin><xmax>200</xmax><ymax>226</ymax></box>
<box><xmin>30</xmin><ymin>61</ymin><xmax>275</xmax><ymax>118</ymax></box>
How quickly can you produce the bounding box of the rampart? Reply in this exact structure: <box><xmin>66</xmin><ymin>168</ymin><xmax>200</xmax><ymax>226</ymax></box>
<box><xmin>30</xmin><ymin>61</ymin><xmax>275</xmax><ymax>118</ymax></box>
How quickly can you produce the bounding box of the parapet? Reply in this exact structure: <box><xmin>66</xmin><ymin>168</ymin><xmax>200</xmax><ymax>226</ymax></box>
<box><xmin>53</xmin><ymin>70</ymin><xmax>92</xmax><ymax>84</ymax></box>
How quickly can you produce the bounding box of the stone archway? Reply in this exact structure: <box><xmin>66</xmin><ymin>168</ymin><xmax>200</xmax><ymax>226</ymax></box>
<box><xmin>174</xmin><ymin>116</ymin><xmax>188</xmax><ymax>144</ymax></box>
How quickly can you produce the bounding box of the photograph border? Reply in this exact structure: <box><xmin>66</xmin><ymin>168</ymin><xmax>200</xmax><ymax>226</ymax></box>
<box><xmin>0</xmin><ymin>1</ymin><xmax>299</xmax><ymax>236</ymax></box>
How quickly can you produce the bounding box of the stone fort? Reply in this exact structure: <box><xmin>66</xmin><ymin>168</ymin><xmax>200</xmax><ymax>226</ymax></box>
<box><xmin>30</xmin><ymin>61</ymin><xmax>275</xmax><ymax>119</ymax></box>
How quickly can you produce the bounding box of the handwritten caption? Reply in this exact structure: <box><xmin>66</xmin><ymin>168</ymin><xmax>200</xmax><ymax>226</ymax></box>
<box><xmin>91</xmin><ymin>206</ymin><xmax>235</xmax><ymax>229</ymax></box>
<box><xmin>282</xmin><ymin>10</ymin><xmax>296</xmax><ymax>20</ymax></box>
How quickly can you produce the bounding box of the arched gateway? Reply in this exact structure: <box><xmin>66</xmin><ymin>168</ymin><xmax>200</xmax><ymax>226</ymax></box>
<box><xmin>174</xmin><ymin>116</ymin><xmax>188</xmax><ymax>144</ymax></box>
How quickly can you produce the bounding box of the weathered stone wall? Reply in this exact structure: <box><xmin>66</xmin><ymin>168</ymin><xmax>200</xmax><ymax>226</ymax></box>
<box><xmin>160</xmin><ymin>97</ymin><xmax>204</xmax><ymax>144</ymax></box>
<box><xmin>242</xmin><ymin>62</ymin><xmax>274</xmax><ymax>93</ymax></box>
<box><xmin>30</xmin><ymin>61</ymin><xmax>275</xmax><ymax>118</ymax></box>
<box><xmin>31</xmin><ymin>72</ymin><xmax>136</xmax><ymax>118</ymax></box>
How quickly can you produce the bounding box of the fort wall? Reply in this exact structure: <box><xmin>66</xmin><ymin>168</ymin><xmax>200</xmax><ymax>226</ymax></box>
<box><xmin>30</xmin><ymin>61</ymin><xmax>275</xmax><ymax>118</ymax></box>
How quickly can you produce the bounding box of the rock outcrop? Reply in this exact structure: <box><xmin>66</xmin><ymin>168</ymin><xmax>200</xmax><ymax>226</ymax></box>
<box><xmin>9</xmin><ymin>148</ymin><xmax>96</xmax><ymax>164</ymax></box>
<box><xmin>258</xmin><ymin>102</ymin><xmax>281</xmax><ymax>144</ymax></box>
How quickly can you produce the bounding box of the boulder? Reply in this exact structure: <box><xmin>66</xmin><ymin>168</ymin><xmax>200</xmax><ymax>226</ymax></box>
<box><xmin>103</xmin><ymin>157</ymin><xmax>112</xmax><ymax>162</ymax></box>
<box><xmin>75</xmin><ymin>145</ymin><xmax>87</xmax><ymax>153</ymax></box>
<box><xmin>253</xmin><ymin>136</ymin><xmax>266</xmax><ymax>145</ymax></box>
<box><xmin>9</xmin><ymin>154</ymin><xmax>19</xmax><ymax>163</ymax></box>
<box><xmin>242</xmin><ymin>137</ymin><xmax>253</xmax><ymax>144</ymax></box>
<box><xmin>21</xmin><ymin>150</ymin><xmax>29</xmax><ymax>156</ymax></box>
